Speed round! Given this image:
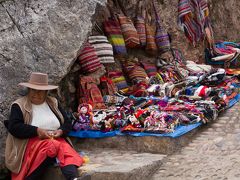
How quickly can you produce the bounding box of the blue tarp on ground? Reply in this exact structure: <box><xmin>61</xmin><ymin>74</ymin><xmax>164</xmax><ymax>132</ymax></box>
<box><xmin>116</xmin><ymin>123</ymin><xmax>202</xmax><ymax>138</ymax></box>
<box><xmin>228</xmin><ymin>94</ymin><xmax>240</xmax><ymax>108</ymax></box>
<box><xmin>69</xmin><ymin>130</ymin><xmax>119</xmax><ymax>138</ymax></box>
<box><xmin>68</xmin><ymin>123</ymin><xmax>202</xmax><ymax>138</ymax></box>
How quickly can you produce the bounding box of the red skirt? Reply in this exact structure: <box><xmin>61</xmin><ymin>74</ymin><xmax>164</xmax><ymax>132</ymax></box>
<box><xmin>12</xmin><ymin>137</ymin><xmax>84</xmax><ymax>180</ymax></box>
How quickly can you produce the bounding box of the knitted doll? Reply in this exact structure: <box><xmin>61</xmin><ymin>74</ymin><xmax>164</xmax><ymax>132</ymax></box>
<box><xmin>127</xmin><ymin>114</ymin><xmax>141</xmax><ymax>128</ymax></box>
<box><xmin>92</xmin><ymin>111</ymin><xmax>107</xmax><ymax>130</ymax></box>
<box><xmin>144</xmin><ymin>111</ymin><xmax>157</xmax><ymax>129</ymax></box>
<box><xmin>113</xmin><ymin>106</ymin><xmax>127</xmax><ymax>129</ymax></box>
<box><xmin>72</xmin><ymin>103</ymin><xmax>93</xmax><ymax>131</ymax></box>
<box><xmin>92</xmin><ymin>110</ymin><xmax>115</xmax><ymax>132</ymax></box>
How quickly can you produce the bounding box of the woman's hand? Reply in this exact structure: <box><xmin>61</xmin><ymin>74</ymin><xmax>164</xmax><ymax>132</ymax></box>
<box><xmin>52</xmin><ymin>129</ymin><xmax>63</xmax><ymax>138</ymax></box>
<box><xmin>37</xmin><ymin>128</ymin><xmax>51</xmax><ymax>139</ymax></box>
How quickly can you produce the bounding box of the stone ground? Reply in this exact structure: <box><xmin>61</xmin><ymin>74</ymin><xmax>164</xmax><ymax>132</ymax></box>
<box><xmin>43</xmin><ymin>149</ymin><xmax>166</xmax><ymax>180</ymax></box>
<box><xmin>152</xmin><ymin>102</ymin><xmax>240</xmax><ymax>180</ymax></box>
<box><xmin>79</xmin><ymin>149</ymin><xmax>166</xmax><ymax>180</ymax></box>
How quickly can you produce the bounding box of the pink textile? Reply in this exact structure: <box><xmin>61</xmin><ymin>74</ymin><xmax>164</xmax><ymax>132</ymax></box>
<box><xmin>12</xmin><ymin>137</ymin><xmax>83</xmax><ymax>180</ymax></box>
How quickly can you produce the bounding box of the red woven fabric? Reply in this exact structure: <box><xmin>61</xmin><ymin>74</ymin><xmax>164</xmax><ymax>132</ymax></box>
<box><xmin>103</xmin><ymin>18</ymin><xmax>122</xmax><ymax>36</ymax></box>
<box><xmin>12</xmin><ymin>137</ymin><xmax>83</xmax><ymax>180</ymax></box>
<box><xmin>78</xmin><ymin>43</ymin><xmax>102</xmax><ymax>73</ymax></box>
<box><xmin>100</xmin><ymin>76</ymin><xmax>117</xmax><ymax>96</ymax></box>
<box><xmin>78</xmin><ymin>76</ymin><xmax>106</xmax><ymax>109</ymax></box>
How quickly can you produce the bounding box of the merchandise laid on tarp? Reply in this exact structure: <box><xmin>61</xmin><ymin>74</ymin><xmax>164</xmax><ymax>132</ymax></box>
<box><xmin>68</xmin><ymin>0</ymin><xmax>240</xmax><ymax>139</ymax></box>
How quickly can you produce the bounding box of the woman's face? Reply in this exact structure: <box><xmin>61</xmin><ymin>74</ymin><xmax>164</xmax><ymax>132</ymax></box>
<box><xmin>28</xmin><ymin>89</ymin><xmax>47</xmax><ymax>105</ymax></box>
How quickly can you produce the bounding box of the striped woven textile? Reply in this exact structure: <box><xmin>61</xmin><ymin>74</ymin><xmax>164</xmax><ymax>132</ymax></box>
<box><xmin>108</xmin><ymin>71</ymin><xmax>123</xmax><ymax>78</ymax></box>
<box><xmin>145</xmin><ymin>23</ymin><xmax>158</xmax><ymax>55</ymax></box>
<box><xmin>178</xmin><ymin>0</ymin><xmax>211</xmax><ymax>46</ymax></box>
<box><xmin>141</xmin><ymin>62</ymin><xmax>157</xmax><ymax>77</ymax></box>
<box><xmin>103</xmin><ymin>18</ymin><xmax>127</xmax><ymax>55</ymax></box>
<box><xmin>78</xmin><ymin>43</ymin><xmax>102</xmax><ymax>73</ymax></box>
<box><xmin>118</xmin><ymin>14</ymin><xmax>140</xmax><ymax>48</ymax></box>
<box><xmin>112</xmin><ymin>76</ymin><xmax>126</xmax><ymax>83</ymax></box>
<box><xmin>205</xmin><ymin>41</ymin><xmax>240</xmax><ymax>66</ymax></box>
<box><xmin>108</xmin><ymin>71</ymin><xmax>129</xmax><ymax>92</ymax></box>
<box><xmin>122</xmin><ymin>60</ymin><xmax>136</xmax><ymax>73</ymax></box>
<box><xmin>155</xmin><ymin>27</ymin><xmax>171</xmax><ymax>53</ymax></box>
<box><xmin>135</xmin><ymin>16</ymin><xmax>146</xmax><ymax>47</ymax></box>
<box><xmin>127</xmin><ymin>65</ymin><xmax>148</xmax><ymax>83</ymax></box>
<box><xmin>153</xmin><ymin>0</ymin><xmax>171</xmax><ymax>53</ymax></box>
<box><xmin>88</xmin><ymin>36</ymin><xmax>115</xmax><ymax>64</ymax></box>
<box><xmin>115</xmin><ymin>83</ymin><xmax>129</xmax><ymax>92</ymax></box>
<box><xmin>214</xmin><ymin>41</ymin><xmax>240</xmax><ymax>55</ymax></box>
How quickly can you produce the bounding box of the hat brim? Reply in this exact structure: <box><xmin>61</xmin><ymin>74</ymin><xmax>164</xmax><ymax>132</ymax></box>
<box><xmin>19</xmin><ymin>82</ymin><xmax>58</xmax><ymax>90</ymax></box>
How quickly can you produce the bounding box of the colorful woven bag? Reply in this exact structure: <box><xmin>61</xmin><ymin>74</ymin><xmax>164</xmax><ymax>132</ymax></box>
<box><xmin>78</xmin><ymin>43</ymin><xmax>102</xmax><ymax>73</ymax></box>
<box><xmin>78</xmin><ymin>76</ymin><xmax>106</xmax><ymax>110</ymax></box>
<box><xmin>103</xmin><ymin>18</ymin><xmax>127</xmax><ymax>55</ymax></box>
<box><xmin>134</xmin><ymin>1</ymin><xmax>146</xmax><ymax>47</ymax></box>
<box><xmin>88</xmin><ymin>35</ymin><xmax>115</xmax><ymax>64</ymax></box>
<box><xmin>108</xmin><ymin>70</ymin><xmax>129</xmax><ymax>93</ymax></box>
<box><xmin>145</xmin><ymin>24</ymin><xmax>158</xmax><ymax>55</ymax></box>
<box><xmin>114</xmin><ymin>0</ymin><xmax>140</xmax><ymax>48</ymax></box>
<box><xmin>127</xmin><ymin>65</ymin><xmax>148</xmax><ymax>84</ymax></box>
<box><xmin>153</xmin><ymin>0</ymin><xmax>171</xmax><ymax>53</ymax></box>
<box><xmin>135</xmin><ymin>16</ymin><xmax>146</xmax><ymax>47</ymax></box>
<box><xmin>100</xmin><ymin>76</ymin><xmax>117</xmax><ymax>96</ymax></box>
<box><xmin>121</xmin><ymin>59</ymin><xmax>136</xmax><ymax>73</ymax></box>
<box><xmin>118</xmin><ymin>14</ymin><xmax>140</xmax><ymax>48</ymax></box>
<box><xmin>140</xmin><ymin>61</ymin><xmax>157</xmax><ymax>77</ymax></box>
<box><xmin>145</xmin><ymin>7</ymin><xmax>158</xmax><ymax>55</ymax></box>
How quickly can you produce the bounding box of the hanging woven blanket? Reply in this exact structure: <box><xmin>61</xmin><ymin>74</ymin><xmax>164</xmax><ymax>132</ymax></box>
<box><xmin>178</xmin><ymin>0</ymin><xmax>212</xmax><ymax>46</ymax></box>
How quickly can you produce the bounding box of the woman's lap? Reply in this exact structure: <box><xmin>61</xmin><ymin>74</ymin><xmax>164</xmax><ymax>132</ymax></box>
<box><xmin>12</xmin><ymin>137</ymin><xmax>83</xmax><ymax>180</ymax></box>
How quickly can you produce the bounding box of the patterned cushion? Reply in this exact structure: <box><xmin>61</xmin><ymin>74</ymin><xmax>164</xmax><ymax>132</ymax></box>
<box><xmin>78</xmin><ymin>43</ymin><xmax>102</xmax><ymax>73</ymax></box>
<box><xmin>108</xmin><ymin>70</ymin><xmax>129</xmax><ymax>92</ymax></box>
<box><xmin>88</xmin><ymin>36</ymin><xmax>115</xmax><ymax>64</ymax></box>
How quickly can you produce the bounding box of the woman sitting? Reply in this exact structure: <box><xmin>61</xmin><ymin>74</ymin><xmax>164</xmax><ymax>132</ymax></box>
<box><xmin>5</xmin><ymin>72</ymin><xmax>84</xmax><ymax>180</ymax></box>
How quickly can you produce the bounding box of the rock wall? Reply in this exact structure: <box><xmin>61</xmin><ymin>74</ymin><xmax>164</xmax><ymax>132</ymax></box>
<box><xmin>209</xmin><ymin>0</ymin><xmax>240</xmax><ymax>42</ymax></box>
<box><xmin>0</xmin><ymin>0</ymin><xmax>239</xmax><ymax>170</ymax></box>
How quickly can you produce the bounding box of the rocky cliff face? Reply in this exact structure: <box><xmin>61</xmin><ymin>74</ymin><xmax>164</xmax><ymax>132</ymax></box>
<box><xmin>209</xmin><ymin>0</ymin><xmax>240</xmax><ymax>42</ymax></box>
<box><xmin>0</xmin><ymin>0</ymin><xmax>239</xmax><ymax>169</ymax></box>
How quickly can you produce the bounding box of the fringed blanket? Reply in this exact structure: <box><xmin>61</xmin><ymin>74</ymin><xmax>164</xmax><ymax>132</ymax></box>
<box><xmin>178</xmin><ymin>0</ymin><xmax>212</xmax><ymax>46</ymax></box>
